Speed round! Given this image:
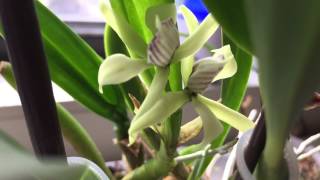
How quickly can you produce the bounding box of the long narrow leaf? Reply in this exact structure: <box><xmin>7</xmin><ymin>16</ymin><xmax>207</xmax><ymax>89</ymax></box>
<box><xmin>245</xmin><ymin>0</ymin><xmax>320</xmax><ymax>177</ymax></box>
<box><xmin>0</xmin><ymin>1</ymin><xmax>129</xmax><ymax>135</ymax></box>
<box><xmin>202</xmin><ymin>0</ymin><xmax>252</xmax><ymax>53</ymax></box>
<box><xmin>0</xmin><ymin>62</ymin><xmax>113</xmax><ymax>179</ymax></box>
<box><xmin>0</xmin><ymin>129</ymin><xmax>97</xmax><ymax>180</ymax></box>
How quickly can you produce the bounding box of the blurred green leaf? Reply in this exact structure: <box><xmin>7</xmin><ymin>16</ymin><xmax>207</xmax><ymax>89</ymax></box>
<box><xmin>0</xmin><ymin>1</ymin><xmax>130</xmax><ymax>137</ymax></box>
<box><xmin>1</xmin><ymin>62</ymin><xmax>113</xmax><ymax>178</ymax></box>
<box><xmin>57</xmin><ymin>104</ymin><xmax>113</xmax><ymax>178</ymax></box>
<box><xmin>0</xmin><ymin>131</ymin><xmax>98</xmax><ymax>180</ymax></box>
<box><xmin>202</xmin><ymin>0</ymin><xmax>252</xmax><ymax>53</ymax></box>
<box><xmin>35</xmin><ymin>2</ymin><xmax>121</xmax><ymax>106</ymax></box>
<box><xmin>244</xmin><ymin>0</ymin><xmax>320</xmax><ymax>178</ymax></box>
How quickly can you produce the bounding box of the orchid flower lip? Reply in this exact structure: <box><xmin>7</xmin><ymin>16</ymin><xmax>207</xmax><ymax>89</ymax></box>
<box><xmin>147</xmin><ymin>18</ymin><xmax>180</xmax><ymax>68</ymax></box>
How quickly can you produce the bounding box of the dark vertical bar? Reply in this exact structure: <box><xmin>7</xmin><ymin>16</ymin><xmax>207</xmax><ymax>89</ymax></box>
<box><xmin>235</xmin><ymin>111</ymin><xmax>266</xmax><ymax>179</ymax></box>
<box><xmin>0</xmin><ymin>0</ymin><xmax>66</xmax><ymax>158</ymax></box>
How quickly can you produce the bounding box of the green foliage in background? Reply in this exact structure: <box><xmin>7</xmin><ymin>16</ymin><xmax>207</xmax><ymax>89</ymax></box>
<box><xmin>204</xmin><ymin>0</ymin><xmax>320</xmax><ymax>179</ymax></box>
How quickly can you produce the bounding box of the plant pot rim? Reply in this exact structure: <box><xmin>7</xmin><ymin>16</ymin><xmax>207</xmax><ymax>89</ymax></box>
<box><xmin>236</xmin><ymin>129</ymin><xmax>299</xmax><ymax>180</ymax></box>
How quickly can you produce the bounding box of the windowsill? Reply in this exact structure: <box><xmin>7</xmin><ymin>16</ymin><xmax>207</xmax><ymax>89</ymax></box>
<box><xmin>0</xmin><ymin>76</ymin><xmax>73</xmax><ymax>107</ymax></box>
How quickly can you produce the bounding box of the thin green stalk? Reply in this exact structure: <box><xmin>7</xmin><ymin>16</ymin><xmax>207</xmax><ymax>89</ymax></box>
<box><xmin>257</xmin><ymin>144</ymin><xmax>288</xmax><ymax>180</ymax></box>
<box><xmin>0</xmin><ymin>62</ymin><xmax>115</xmax><ymax>179</ymax></box>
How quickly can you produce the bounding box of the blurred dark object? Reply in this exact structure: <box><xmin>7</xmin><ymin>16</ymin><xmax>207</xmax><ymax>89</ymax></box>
<box><xmin>0</xmin><ymin>0</ymin><xmax>66</xmax><ymax>157</ymax></box>
<box><xmin>292</xmin><ymin>92</ymin><xmax>320</xmax><ymax>138</ymax></box>
<box><xmin>305</xmin><ymin>92</ymin><xmax>320</xmax><ymax>111</ymax></box>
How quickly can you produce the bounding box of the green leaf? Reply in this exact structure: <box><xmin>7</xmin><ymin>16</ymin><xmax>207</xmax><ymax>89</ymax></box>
<box><xmin>57</xmin><ymin>104</ymin><xmax>113</xmax><ymax>178</ymax></box>
<box><xmin>129</xmin><ymin>91</ymin><xmax>189</xmax><ymax>145</ymax></box>
<box><xmin>146</xmin><ymin>3</ymin><xmax>177</xmax><ymax>34</ymax></box>
<box><xmin>0</xmin><ymin>62</ymin><xmax>113</xmax><ymax>179</ymax></box>
<box><xmin>202</xmin><ymin>0</ymin><xmax>252</xmax><ymax>53</ymax></box>
<box><xmin>100</xmin><ymin>0</ymin><xmax>148</xmax><ymax>58</ymax></box>
<box><xmin>0</xmin><ymin>131</ymin><xmax>96</xmax><ymax>180</ymax></box>
<box><xmin>35</xmin><ymin>2</ymin><xmax>119</xmax><ymax>105</ymax></box>
<box><xmin>22</xmin><ymin>2</ymin><xmax>128</xmax><ymax>125</ymax></box>
<box><xmin>98</xmin><ymin>54</ymin><xmax>150</xmax><ymax>88</ymax></box>
<box><xmin>109</xmin><ymin>0</ymin><xmax>174</xmax><ymax>43</ymax></box>
<box><xmin>197</xmin><ymin>95</ymin><xmax>254</xmax><ymax>131</ymax></box>
<box><xmin>172</xmin><ymin>14</ymin><xmax>219</xmax><ymax>63</ymax></box>
<box><xmin>43</xmin><ymin>44</ymin><xmax>127</xmax><ymax>123</ymax></box>
<box><xmin>244</xmin><ymin>0</ymin><xmax>320</xmax><ymax>176</ymax></box>
<box><xmin>179</xmin><ymin>5</ymin><xmax>198</xmax><ymax>86</ymax></box>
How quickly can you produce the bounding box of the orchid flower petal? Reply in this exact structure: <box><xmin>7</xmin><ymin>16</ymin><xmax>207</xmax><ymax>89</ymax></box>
<box><xmin>148</xmin><ymin>18</ymin><xmax>180</xmax><ymax>67</ymax></box>
<box><xmin>211</xmin><ymin>45</ymin><xmax>237</xmax><ymax>83</ymax></box>
<box><xmin>146</xmin><ymin>3</ymin><xmax>177</xmax><ymax>34</ymax></box>
<box><xmin>99</xmin><ymin>0</ymin><xmax>147</xmax><ymax>57</ymax></box>
<box><xmin>129</xmin><ymin>91</ymin><xmax>189</xmax><ymax>145</ymax></box>
<box><xmin>98</xmin><ymin>54</ymin><xmax>150</xmax><ymax>92</ymax></box>
<box><xmin>192</xmin><ymin>98</ymin><xmax>223</xmax><ymax>147</ymax></box>
<box><xmin>181</xmin><ymin>56</ymin><xmax>194</xmax><ymax>86</ymax></box>
<box><xmin>172</xmin><ymin>14</ymin><xmax>219</xmax><ymax>63</ymax></box>
<box><xmin>179</xmin><ymin>5</ymin><xmax>199</xmax><ymax>33</ymax></box>
<box><xmin>179</xmin><ymin>5</ymin><xmax>199</xmax><ymax>86</ymax></box>
<box><xmin>197</xmin><ymin>95</ymin><xmax>254</xmax><ymax>132</ymax></box>
<box><xmin>132</xmin><ymin>68</ymin><xmax>169</xmax><ymax>120</ymax></box>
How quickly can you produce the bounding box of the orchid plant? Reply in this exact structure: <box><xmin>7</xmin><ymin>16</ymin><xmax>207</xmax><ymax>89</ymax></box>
<box><xmin>98</xmin><ymin>1</ymin><xmax>253</xmax><ymax>153</ymax></box>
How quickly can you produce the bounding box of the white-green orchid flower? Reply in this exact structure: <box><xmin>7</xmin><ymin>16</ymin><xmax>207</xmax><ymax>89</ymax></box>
<box><xmin>98</xmin><ymin>2</ymin><xmax>254</xmax><ymax>146</ymax></box>
<box><xmin>128</xmin><ymin>45</ymin><xmax>254</xmax><ymax>149</ymax></box>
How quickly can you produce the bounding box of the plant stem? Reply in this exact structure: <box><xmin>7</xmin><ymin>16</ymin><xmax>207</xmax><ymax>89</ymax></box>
<box><xmin>256</xmin><ymin>153</ymin><xmax>288</xmax><ymax>180</ymax></box>
<box><xmin>113</xmin><ymin>116</ymin><xmax>130</xmax><ymax>140</ymax></box>
<box><xmin>175</xmin><ymin>139</ymin><xmax>237</xmax><ymax>162</ymax></box>
<box><xmin>256</xmin><ymin>135</ymin><xmax>288</xmax><ymax>180</ymax></box>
